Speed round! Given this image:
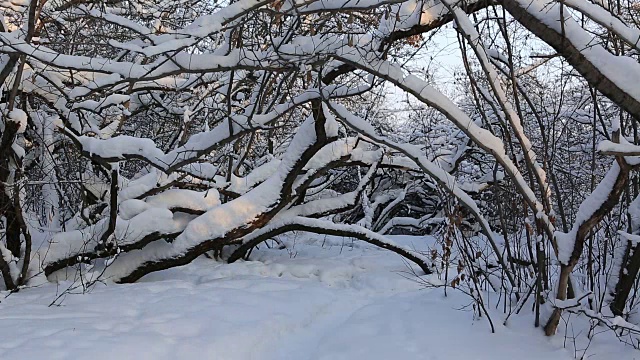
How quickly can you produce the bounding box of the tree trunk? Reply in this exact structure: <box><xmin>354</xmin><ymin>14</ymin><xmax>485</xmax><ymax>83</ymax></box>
<box><xmin>610</xmin><ymin>241</ymin><xmax>640</xmax><ymax>316</ymax></box>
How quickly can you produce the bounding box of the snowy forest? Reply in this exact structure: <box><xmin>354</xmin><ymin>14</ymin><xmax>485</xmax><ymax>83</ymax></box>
<box><xmin>3</xmin><ymin>0</ymin><xmax>640</xmax><ymax>358</ymax></box>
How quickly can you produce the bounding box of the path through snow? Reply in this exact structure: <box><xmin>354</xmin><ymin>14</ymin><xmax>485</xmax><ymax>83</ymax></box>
<box><xmin>0</xmin><ymin>235</ymin><xmax>627</xmax><ymax>359</ymax></box>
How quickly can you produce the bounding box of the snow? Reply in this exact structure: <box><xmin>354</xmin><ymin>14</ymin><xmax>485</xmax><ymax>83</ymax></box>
<box><xmin>118</xmin><ymin>170</ymin><xmax>179</xmax><ymax>202</ymax></box>
<box><xmin>176</xmin><ymin>116</ymin><xmax>316</xmax><ymax>246</ymax></box>
<box><xmin>79</xmin><ymin>7</ymin><xmax>153</xmax><ymax>36</ymax></box>
<box><xmin>445</xmin><ymin>3</ymin><xmax>553</xmax><ymax>214</ymax></box>
<box><xmin>0</xmin><ymin>234</ymin><xmax>596</xmax><ymax>360</ymax></box>
<box><xmin>8</xmin><ymin>108</ymin><xmax>27</xmax><ymax>133</ymax></box>
<box><xmin>45</xmin><ymin>207</ymin><xmax>183</xmax><ymax>267</ymax></box>
<box><xmin>516</xmin><ymin>0</ymin><xmax>640</xmax><ymax>103</ymax></box>
<box><xmin>562</xmin><ymin>0</ymin><xmax>640</xmax><ymax>54</ymax></box>
<box><xmin>146</xmin><ymin>189</ymin><xmax>221</xmax><ymax>212</ymax></box>
<box><xmin>83</xmin><ymin>115</ymin><xmax>323</xmax><ymax>281</ymax></box>
<box><xmin>330</xmin><ymin>49</ymin><xmax>549</xmax><ymax>224</ymax></box>
<box><xmin>556</xmin><ymin>161</ymin><xmax>620</xmax><ymax>264</ymax></box>
<box><xmin>618</xmin><ymin>231</ymin><xmax>640</xmax><ymax>245</ymax></box>
<box><xmin>65</xmin><ymin>86</ymin><xmax>349</xmax><ymax>174</ymax></box>
<box><xmin>71</xmin><ymin>94</ymin><xmax>130</xmax><ymax>112</ymax></box>
<box><xmin>598</xmin><ymin>139</ymin><xmax>640</xmax><ymax>160</ymax></box>
<box><xmin>226</xmin><ymin>159</ymin><xmax>281</xmax><ymax>194</ymax></box>
<box><xmin>5</xmin><ymin>0</ymin><xmax>640</xmax><ymax>357</ymax></box>
<box><xmin>77</xmin><ymin>135</ymin><xmax>165</xmax><ymax>161</ymax></box>
<box><xmin>629</xmin><ymin>194</ymin><xmax>640</xmax><ymax>231</ymax></box>
<box><xmin>328</xmin><ymin>102</ymin><xmax>504</xmax><ymax>247</ymax></box>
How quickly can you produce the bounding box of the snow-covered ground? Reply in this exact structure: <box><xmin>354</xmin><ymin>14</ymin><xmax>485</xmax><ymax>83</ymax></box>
<box><xmin>0</xmin><ymin>235</ymin><xmax>634</xmax><ymax>359</ymax></box>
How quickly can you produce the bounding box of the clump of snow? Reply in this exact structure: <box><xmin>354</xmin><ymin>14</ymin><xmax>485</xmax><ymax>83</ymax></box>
<box><xmin>146</xmin><ymin>189</ymin><xmax>221</xmax><ymax>212</ymax></box>
<box><xmin>7</xmin><ymin>108</ymin><xmax>27</xmax><ymax>133</ymax></box>
<box><xmin>119</xmin><ymin>199</ymin><xmax>149</xmax><ymax>220</ymax></box>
